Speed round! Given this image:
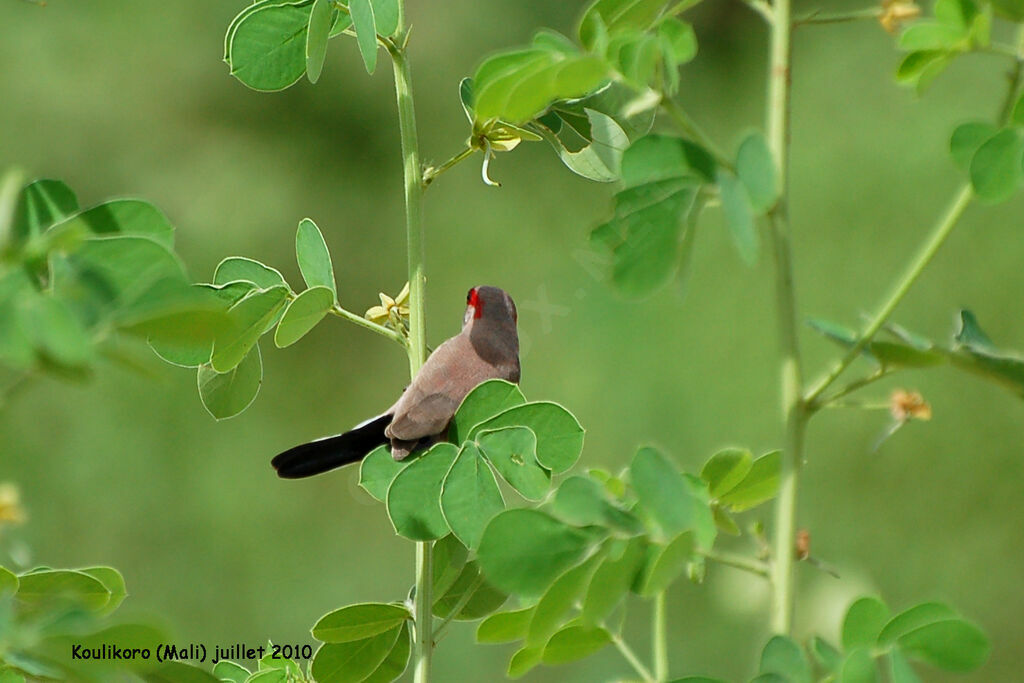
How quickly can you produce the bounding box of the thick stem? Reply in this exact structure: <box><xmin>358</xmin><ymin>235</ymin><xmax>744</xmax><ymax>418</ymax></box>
<box><xmin>653</xmin><ymin>592</ymin><xmax>668</xmax><ymax>681</ymax></box>
<box><xmin>765</xmin><ymin>0</ymin><xmax>804</xmax><ymax>636</ymax></box>
<box><xmin>389</xmin><ymin>20</ymin><xmax>431</xmax><ymax>682</ymax></box>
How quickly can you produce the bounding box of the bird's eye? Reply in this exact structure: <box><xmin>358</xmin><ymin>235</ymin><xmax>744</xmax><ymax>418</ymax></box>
<box><xmin>466</xmin><ymin>288</ymin><xmax>475</xmax><ymax>304</ymax></box>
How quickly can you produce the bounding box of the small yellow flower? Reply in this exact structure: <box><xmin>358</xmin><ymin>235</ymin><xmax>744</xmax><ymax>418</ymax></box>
<box><xmin>0</xmin><ymin>483</ymin><xmax>26</xmax><ymax>526</ymax></box>
<box><xmin>889</xmin><ymin>389</ymin><xmax>932</xmax><ymax>422</ymax></box>
<box><xmin>879</xmin><ymin>0</ymin><xmax>921</xmax><ymax>34</ymax></box>
<box><xmin>365</xmin><ymin>282</ymin><xmax>411</xmax><ymax>329</ymax></box>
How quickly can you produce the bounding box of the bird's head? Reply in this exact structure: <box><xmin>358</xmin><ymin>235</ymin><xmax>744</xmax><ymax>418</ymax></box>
<box><xmin>464</xmin><ymin>285</ymin><xmax>518</xmax><ymax>330</ymax></box>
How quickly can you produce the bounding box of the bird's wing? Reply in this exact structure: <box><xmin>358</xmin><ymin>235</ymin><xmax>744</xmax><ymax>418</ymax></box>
<box><xmin>386</xmin><ymin>335</ymin><xmax>479</xmax><ymax>441</ymax></box>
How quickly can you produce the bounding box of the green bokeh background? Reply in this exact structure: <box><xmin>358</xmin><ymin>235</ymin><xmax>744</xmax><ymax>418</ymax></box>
<box><xmin>2</xmin><ymin>1</ymin><xmax>1023</xmax><ymax>680</ymax></box>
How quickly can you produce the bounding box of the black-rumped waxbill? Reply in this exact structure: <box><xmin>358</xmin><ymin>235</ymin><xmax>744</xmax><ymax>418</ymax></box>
<box><xmin>271</xmin><ymin>286</ymin><xmax>520</xmax><ymax>478</ymax></box>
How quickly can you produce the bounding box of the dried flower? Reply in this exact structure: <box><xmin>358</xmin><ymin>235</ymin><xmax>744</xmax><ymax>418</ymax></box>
<box><xmin>880</xmin><ymin>0</ymin><xmax>921</xmax><ymax>34</ymax></box>
<box><xmin>795</xmin><ymin>529</ymin><xmax>811</xmax><ymax>560</ymax></box>
<box><xmin>0</xmin><ymin>483</ymin><xmax>26</xmax><ymax>526</ymax></box>
<box><xmin>889</xmin><ymin>389</ymin><xmax>932</xmax><ymax>422</ymax></box>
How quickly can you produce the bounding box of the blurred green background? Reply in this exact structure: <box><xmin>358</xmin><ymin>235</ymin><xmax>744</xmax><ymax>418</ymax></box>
<box><xmin>2</xmin><ymin>0</ymin><xmax>1023</xmax><ymax>680</ymax></box>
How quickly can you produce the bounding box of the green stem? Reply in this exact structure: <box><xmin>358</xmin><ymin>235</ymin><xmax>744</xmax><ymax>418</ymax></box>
<box><xmin>433</xmin><ymin>573</ymin><xmax>484</xmax><ymax>640</ymax></box>
<box><xmin>660</xmin><ymin>97</ymin><xmax>733</xmax><ymax>171</ymax></box>
<box><xmin>803</xmin><ymin>184</ymin><xmax>973</xmax><ymax>407</ymax></box>
<box><xmin>423</xmin><ymin>147</ymin><xmax>475</xmax><ymax>188</ymax></box>
<box><xmin>813</xmin><ymin>368</ymin><xmax>889</xmax><ymax>410</ymax></box>
<box><xmin>765</xmin><ymin>0</ymin><xmax>804</xmax><ymax>636</ymax></box>
<box><xmin>329</xmin><ymin>305</ymin><xmax>406</xmax><ymax>345</ymax></box>
<box><xmin>612</xmin><ymin>633</ymin><xmax>656</xmax><ymax>683</ymax></box>
<box><xmin>805</xmin><ymin>26</ymin><xmax>1024</xmax><ymax>408</ymax></box>
<box><xmin>388</xmin><ymin>14</ymin><xmax>431</xmax><ymax>682</ymax></box>
<box><xmin>793</xmin><ymin>7</ymin><xmax>881</xmax><ymax>27</ymax></box>
<box><xmin>701</xmin><ymin>549</ymin><xmax>771</xmax><ymax>578</ymax></box>
<box><xmin>653</xmin><ymin>592</ymin><xmax>668</xmax><ymax>681</ymax></box>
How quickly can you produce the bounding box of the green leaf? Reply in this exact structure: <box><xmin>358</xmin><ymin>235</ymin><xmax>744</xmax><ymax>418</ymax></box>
<box><xmin>736</xmin><ymin>131</ymin><xmax>778</xmax><ymax>213</ymax></box>
<box><xmin>369</xmin><ymin>0</ymin><xmax>399</xmax><ymax>36</ymax></box>
<box><xmin>229</xmin><ymin>2</ymin><xmax>313</xmax><ymax>91</ymax></box>
<box><xmin>476</xmin><ymin>427</ymin><xmax>550</xmax><ymax>501</ymax></box>
<box><xmin>305</xmin><ymin>0</ymin><xmax>333</xmax><ymax>84</ymax></box>
<box><xmin>889</xmin><ymin>650</ymin><xmax>922</xmax><ymax>683</ymax></box>
<box><xmin>295</xmin><ymin>218</ymin><xmax>336</xmax><ymax>296</ymax></box>
<box><xmin>840</xmin><ymin>647</ymin><xmax>878</xmax><ymax>683</ymax></box>
<box><xmin>810</xmin><ymin>636</ymin><xmax>842</xmax><ymax>673</ymax></box>
<box><xmin>212</xmin><ymin>660</ymin><xmax>250</xmax><ymax>683</ymax></box>
<box><xmin>539</xmin><ymin>109</ymin><xmax>629</xmax><ymax>182</ymax></box>
<box><xmin>969</xmin><ymin>128</ymin><xmax>1023</xmax><ymax>203</ymax></box>
<box><xmin>949</xmin><ymin>309</ymin><xmax>1024</xmax><ymax>398</ymax></box>
<box><xmin>386</xmin><ymin>443</ymin><xmax>457</xmax><ymax>540</ymax></box>
<box><xmin>507</xmin><ymin>645</ymin><xmax>543</xmax><ymax>679</ymax></box>
<box><xmin>198</xmin><ymin>345</ymin><xmax>263</xmax><ymax>419</ymax></box>
<box><xmin>15</xmin><ymin>569</ymin><xmax>110</xmax><ymax>612</ymax></box>
<box><xmin>621</xmin><ymin>134</ymin><xmax>715</xmax><ymax>186</ymax></box>
<box><xmin>273</xmin><ymin>286</ymin><xmax>333</xmax><ymax>348</ymax></box>
<box><xmin>477</xmin><ymin>607</ymin><xmax>535</xmax><ymax>643</ymax></box>
<box><xmin>630</xmin><ymin>446</ymin><xmax>694</xmax><ymax>539</ymax></box>
<box><xmin>310</xmin><ymin>627</ymin><xmax>402</xmax><ymax>683</ymax></box>
<box><xmin>432</xmin><ymin>561</ymin><xmax>507</xmax><ymax>620</ymax></box>
<box><xmin>0</xmin><ymin>566</ymin><xmax>19</xmax><ymax>596</ymax></box>
<box><xmin>717</xmin><ymin>450</ymin><xmax>780</xmax><ymax>511</ymax></box>
<box><xmin>245</xmin><ymin>670</ymin><xmax>285</xmax><ymax>682</ymax></box>
<box><xmin>312</xmin><ymin>603</ymin><xmax>411</xmax><ymax>643</ymax></box>
<box><xmin>23</xmin><ymin>295</ymin><xmax>93</xmax><ymax>367</ymax></box>
<box><xmin>473</xmin><ymin>48</ymin><xmax>610</xmax><ymax>125</ymax></box>
<box><xmin>898</xmin><ymin>618</ymin><xmax>989</xmax><ymax>671</ymax></box>
<box><xmin>13</xmin><ymin>179</ymin><xmax>78</xmax><ymax>240</ymax></box>
<box><xmin>542</xmin><ymin>623</ymin><xmax>611</xmax><ymax>664</ymax></box>
<box><xmin>78</xmin><ymin>566</ymin><xmax>127</xmax><ymax>614</ymax></box>
<box><xmin>895</xmin><ymin>50</ymin><xmax>952</xmax><ymax>91</ymax></box>
<box><xmin>47</xmin><ymin>198</ymin><xmax>174</xmax><ymax>247</ymax></box>
<box><xmin>581</xmin><ymin>537</ymin><xmax>646</xmax><ymax>625</ymax></box>
<box><xmin>361</xmin><ymin>621</ymin><xmax>410</xmax><ymax>683</ymax></box>
<box><xmin>717</xmin><ymin>168</ymin><xmax>758</xmax><ymax>264</ymax></box>
<box><xmin>471</xmin><ymin>402</ymin><xmax>584</xmax><ymax>474</ymax></box>
<box><xmin>477</xmin><ymin>509</ymin><xmax>604</xmax><ymax>598</ymax></box>
<box><xmin>877</xmin><ymin>602</ymin><xmax>957</xmax><ymax>647</ymax></box>
<box><xmin>358</xmin><ymin>445</ymin><xmax>406</xmax><ymax>502</ymax></box>
<box><xmin>700</xmin><ymin>447</ymin><xmax>753</xmax><ymax>499</ymax></box>
<box><xmin>950</xmin><ymin>122</ymin><xmax>999</xmax><ymax>171</ymax></box>
<box><xmin>659</xmin><ymin>16</ymin><xmax>697</xmax><ymax>63</ymax></box>
<box><xmin>211</xmin><ymin>286</ymin><xmax>289</xmax><ymax>372</ymax></box>
<box><xmin>759</xmin><ymin>635</ymin><xmax>811</xmax><ymax>683</ymax></box>
<box><xmin>213</xmin><ymin>257</ymin><xmax>288</xmax><ymax>290</ymax></box>
<box><xmin>440</xmin><ymin>442</ymin><xmax>505</xmax><ymax>550</ymax></box>
<box><xmin>842</xmin><ymin>597</ymin><xmax>890</xmax><ymax>651</ymax></box>
<box><xmin>350</xmin><ymin>0</ymin><xmax>378</xmax><ymax>74</ymax></box>
<box><xmin>527</xmin><ymin>553</ymin><xmax>603</xmax><ymax>646</ymax></box>
<box><xmin>899</xmin><ymin>21</ymin><xmax>968</xmax><ymax>50</ymax></box>
<box><xmin>432</xmin><ymin>534</ymin><xmax>469</xmax><ymax>597</ymax></box>
<box><xmin>0</xmin><ymin>672</ymin><xmax>26</xmax><ymax>683</ymax></box>
<box><xmin>579</xmin><ymin>0</ymin><xmax>672</xmax><ymax>48</ymax></box>
<box><xmin>550</xmin><ymin>475</ymin><xmax>644</xmax><ymax>534</ymax></box>
<box><xmin>635</xmin><ymin>531</ymin><xmax>694</xmax><ymax>596</ymax></box>
<box><xmin>142</xmin><ymin>662</ymin><xmax>222</xmax><ymax>682</ymax></box>
<box><xmin>147</xmin><ymin>283</ymin><xmax>246</xmax><ymax>368</ymax></box>
<box><xmin>450</xmin><ymin>379</ymin><xmax>527</xmax><ymax>444</ymax></box>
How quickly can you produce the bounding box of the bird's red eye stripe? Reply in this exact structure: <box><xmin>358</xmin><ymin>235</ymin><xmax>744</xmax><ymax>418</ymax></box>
<box><xmin>468</xmin><ymin>288</ymin><xmax>483</xmax><ymax>318</ymax></box>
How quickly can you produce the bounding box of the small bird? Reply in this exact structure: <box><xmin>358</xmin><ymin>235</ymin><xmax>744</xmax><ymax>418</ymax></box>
<box><xmin>271</xmin><ymin>286</ymin><xmax>520</xmax><ymax>479</ymax></box>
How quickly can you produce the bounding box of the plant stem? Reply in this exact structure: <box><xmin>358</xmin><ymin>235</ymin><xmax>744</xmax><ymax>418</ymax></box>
<box><xmin>329</xmin><ymin>305</ymin><xmax>406</xmax><ymax>345</ymax></box>
<box><xmin>793</xmin><ymin>7</ymin><xmax>881</xmax><ymax>27</ymax></box>
<box><xmin>388</xmin><ymin>10</ymin><xmax>431</xmax><ymax>680</ymax></box>
<box><xmin>701</xmin><ymin>549</ymin><xmax>770</xmax><ymax>578</ymax></box>
<box><xmin>653</xmin><ymin>592</ymin><xmax>668</xmax><ymax>681</ymax></box>
<box><xmin>612</xmin><ymin>633</ymin><xmax>656</xmax><ymax>683</ymax></box>
<box><xmin>432</xmin><ymin>573</ymin><xmax>484</xmax><ymax>639</ymax></box>
<box><xmin>423</xmin><ymin>147</ymin><xmax>475</xmax><ymax>188</ymax></box>
<box><xmin>765</xmin><ymin>0</ymin><xmax>804</xmax><ymax>636</ymax></box>
<box><xmin>660</xmin><ymin>97</ymin><xmax>733</xmax><ymax>171</ymax></box>
<box><xmin>803</xmin><ymin>185</ymin><xmax>973</xmax><ymax>407</ymax></box>
<box><xmin>806</xmin><ymin>26</ymin><xmax>1024</xmax><ymax>408</ymax></box>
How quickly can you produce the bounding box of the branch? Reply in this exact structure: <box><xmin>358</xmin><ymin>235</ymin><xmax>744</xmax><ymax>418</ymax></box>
<box><xmin>702</xmin><ymin>549</ymin><xmax>770</xmax><ymax>578</ymax></box>
<box><xmin>329</xmin><ymin>305</ymin><xmax>406</xmax><ymax>346</ymax></box>
<box><xmin>793</xmin><ymin>7</ymin><xmax>881</xmax><ymax>27</ymax></box>
<box><xmin>659</xmin><ymin>97</ymin><xmax>733</xmax><ymax>171</ymax></box>
<box><xmin>612</xmin><ymin>633</ymin><xmax>656</xmax><ymax>683</ymax></box>
<box><xmin>422</xmin><ymin>147</ymin><xmax>475</xmax><ymax>188</ymax></box>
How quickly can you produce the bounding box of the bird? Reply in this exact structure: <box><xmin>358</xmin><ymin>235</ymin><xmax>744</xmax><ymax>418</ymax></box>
<box><xmin>271</xmin><ymin>285</ymin><xmax>520</xmax><ymax>479</ymax></box>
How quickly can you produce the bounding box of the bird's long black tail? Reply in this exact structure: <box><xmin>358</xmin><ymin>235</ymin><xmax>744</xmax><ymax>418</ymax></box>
<box><xmin>271</xmin><ymin>414</ymin><xmax>391</xmax><ymax>479</ymax></box>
